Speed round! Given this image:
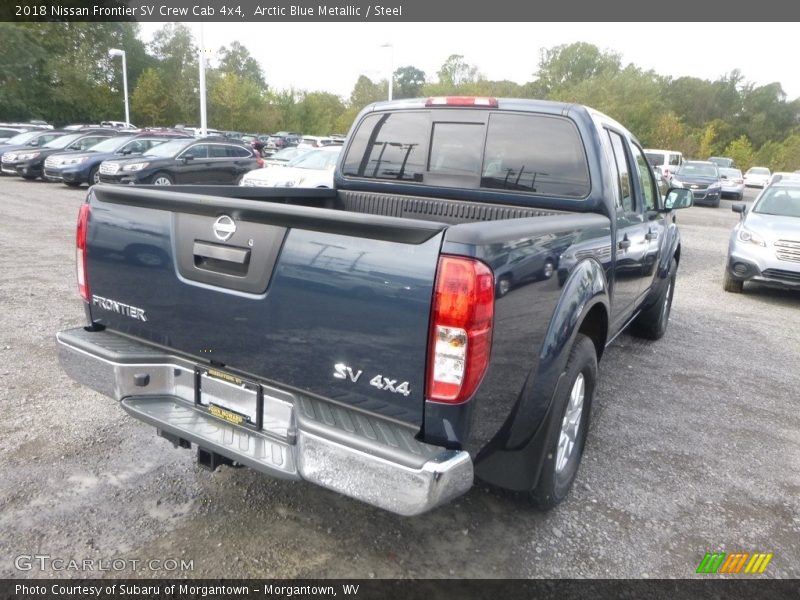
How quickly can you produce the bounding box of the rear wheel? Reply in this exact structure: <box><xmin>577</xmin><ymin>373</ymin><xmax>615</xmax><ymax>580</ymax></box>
<box><xmin>530</xmin><ymin>333</ymin><xmax>597</xmax><ymax>510</ymax></box>
<box><xmin>152</xmin><ymin>172</ymin><xmax>173</xmax><ymax>186</ymax></box>
<box><xmin>723</xmin><ymin>268</ymin><xmax>744</xmax><ymax>293</ymax></box>
<box><xmin>630</xmin><ymin>258</ymin><xmax>677</xmax><ymax>340</ymax></box>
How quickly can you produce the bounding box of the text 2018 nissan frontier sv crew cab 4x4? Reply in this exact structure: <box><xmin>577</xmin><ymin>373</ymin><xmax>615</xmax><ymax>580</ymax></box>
<box><xmin>57</xmin><ymin>97</ymin><xmax>693</xmax><ymax>515</ymax></box>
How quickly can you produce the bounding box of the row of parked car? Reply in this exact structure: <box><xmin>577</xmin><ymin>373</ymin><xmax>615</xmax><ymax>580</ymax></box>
<box><xmin>0</xmin><ymin>124</ymin><xmax>345</xmax><ymax>188</ymax></box>
<box><xmin>645</xmin><ymin>148</ymin><xmax>800</xmax><ymax>207</ymax></box>
<box><xmin>646</xmin><ymin>148</ymin><xmax>800</xmax><ymax>292</ymax></box>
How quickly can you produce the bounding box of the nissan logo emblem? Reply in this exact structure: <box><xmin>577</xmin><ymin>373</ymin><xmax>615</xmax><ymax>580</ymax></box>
<box><xmin>213</xmin><ymin>215</ymin><xmax>236</xmax><ymax>241</ymax></box>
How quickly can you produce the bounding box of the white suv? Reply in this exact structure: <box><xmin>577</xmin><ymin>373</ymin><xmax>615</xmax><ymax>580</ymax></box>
<box><xmin>644</xmin><ymin>148</ymin><xmax>684</xmax><ymax>180</ymax></box>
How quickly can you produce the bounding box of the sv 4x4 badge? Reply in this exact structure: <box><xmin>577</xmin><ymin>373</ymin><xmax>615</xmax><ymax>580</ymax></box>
<box><xmin>333</xmin><ymin>363</ymin><xmax>411</xmax><ymax>397</ymax></box>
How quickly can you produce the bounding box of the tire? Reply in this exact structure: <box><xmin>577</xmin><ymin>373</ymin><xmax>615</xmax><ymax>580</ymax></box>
<box><xmin>88</xmin><ymin>166</ymin><xmax>100</xmax><ymax>186</ymax></box>
<box><xmin>630</xmin><ymin>258</ymin><xmax>677</xmax><ymax>340</ymax></box>
<box><xmin>723</xmin><ymin>268</ymin><xmax>744</xmax><ymax>293</ymax></box>
<box><xmin>151</xmin><ymin>172</ymin><xmax>173</xmax><ymax>186</ymax></box>
<box><xmin>530</xmin><ymin>333</ymin><xmax>597</xmax><ymax>510</ymax></box>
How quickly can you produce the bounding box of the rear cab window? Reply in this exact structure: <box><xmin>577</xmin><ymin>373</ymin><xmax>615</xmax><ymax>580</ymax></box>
<box><xmin>342</xmin><ymin>109</ymin><xmax>591</xmax><ymax>198</ymax></box>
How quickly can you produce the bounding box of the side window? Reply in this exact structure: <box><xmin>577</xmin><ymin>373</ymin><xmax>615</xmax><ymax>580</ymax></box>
<box><xmin>209</xmin><ymin>145</ymin><xmax>229</xmax><ymax>158</ymax></box>
<box><xmin>607</xmin><ymin>131</ymin><xmax>634</xmax><ymax>213</ymax></box>
<box><xmin>79</xmin><ymin>136</ymin><xmax>105</xmax><ymax>150</ymax></box>
<box><xmin>123</xmin><ymin>140</ymin><xmax>146</xmax><ymax>154</ymax></box>
<box><xmin>669</xmin><ymin>153</ymin><xmax>681</xmax><ymax>167</ymax></box>
<box><xmin>631</xmin><ymin>144</ymin><xmax>658</xmax><ymax>211</ymax></box>
<box><xmin>182</xmin><ymin>144</ymin><xmax>208</xmax><ymax>159</ymax></box>
<box><xmin>228</xmin><ymin>146</ymin><xmax>253</xmax><ymax>158</ymax></box>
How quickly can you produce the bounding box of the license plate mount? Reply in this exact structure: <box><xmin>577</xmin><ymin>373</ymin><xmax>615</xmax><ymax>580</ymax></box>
<box><xmin>195</xmin><ymin>367</ymin><xmax>261</xmax><ymax>429</ymax></box>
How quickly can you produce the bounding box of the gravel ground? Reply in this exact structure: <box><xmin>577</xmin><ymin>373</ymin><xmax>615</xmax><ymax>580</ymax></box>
<box><xmin>0</xmin><ymin>178</ymin><xmax>797</xmax><ymax>579</ymax></box>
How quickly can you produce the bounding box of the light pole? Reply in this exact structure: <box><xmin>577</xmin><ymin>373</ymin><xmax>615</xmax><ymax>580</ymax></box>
<box><xmin>380</xmin><ymin>43</ymin><xmax>393</xmax><ymax>101</ymax></box>
<box><xmin>108</xmin><ymin>48</ymin><xmax>129</xmax><ymax>126</ymax></box>
<box><xmin>198</xmin><ymin>22</ymin><xmax>208</xmax><ymax>136</ymax></box>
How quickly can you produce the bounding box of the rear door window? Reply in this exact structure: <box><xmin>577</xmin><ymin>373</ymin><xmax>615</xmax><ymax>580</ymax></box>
<box><xmin>182</xmin><ymin>144</ymin><xmax>209</xmax><ymax>159</ymax></box>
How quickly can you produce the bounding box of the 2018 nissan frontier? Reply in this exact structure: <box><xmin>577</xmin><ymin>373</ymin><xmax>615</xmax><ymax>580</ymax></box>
<box><xmin>57</xmin><ymin>97</ymin><xmax>693</xmax><ymax>515</ymax></box>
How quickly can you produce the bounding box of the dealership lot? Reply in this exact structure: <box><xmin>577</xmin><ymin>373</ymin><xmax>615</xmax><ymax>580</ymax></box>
<box><xmin>0</xmin><ymin>179</ymin><xmax>797</xmax><ymax>578</ymax></box>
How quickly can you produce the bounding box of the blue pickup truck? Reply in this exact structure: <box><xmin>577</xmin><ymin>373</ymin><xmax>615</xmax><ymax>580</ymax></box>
<box><xmin>57</xmin><ymin>97</ymin><xmax>693</xmax><ymax>515</ymax></box>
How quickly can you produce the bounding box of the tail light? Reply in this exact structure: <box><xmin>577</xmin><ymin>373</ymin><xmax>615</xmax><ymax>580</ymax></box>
<box><xmin>76</xmin><ymin>202</ymin><xmax>90</xmax><ymax>302</ymax></box>
<box><xmin>256</xmin><ymin>156</ymin><xmax>264</xmax><ymax>168</ymax></box>
<box><xmin>426</xmin><ymin>256</ymin><xmax>494</xmax><ymax>404</ymax></box>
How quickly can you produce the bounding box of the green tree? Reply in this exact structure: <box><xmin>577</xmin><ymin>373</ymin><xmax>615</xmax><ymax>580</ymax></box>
<box><xmin>436</xmin><ymin>54</ymin><xmax>480</xmax><ymax>88</ymax></box>
<box><xmin>722</xmin><ymin>135</ymin><xmax>755</xmax><ymax>171</ymax></box>
<box><xmin>148</xmin><ymin>23</ymin><xmax>198</xmax><ymax>125</ymax></box>
<box><xmin>131</xmin><ymin>67</ymin><xmax>169</xmax><ymax>126</ymax></box>
<box><xmin>349</xmin><ymin>75</ymin><xmax>386</xmax><ymax>109</ymax></box>
<box><xmin>216</xmin><ymin>41</ymin><xmax>265</xmax><ymax>88</ymax></box>
<box><xmin>394</xmin><ymin>65</ymin><xmax>425</xmax><ymax>99</ymax></box>
<box><xmin>533</xmin><ymin>42</ymin><xmax>621</xmax><ymax>96</ymax></box>
<box><xmin>648</xmin><ymin>113</ymin><xmax>689</xmax><ymax>153</ymax></box>
<box><xmin>208</xmin><ymin>72</ymin><xmax>265</xmax><ymax>131</ymax></box>
<box><xmin>295</xmin><ymin>92</ymin><xmax>346</xmax><ymax>134</ymax></box>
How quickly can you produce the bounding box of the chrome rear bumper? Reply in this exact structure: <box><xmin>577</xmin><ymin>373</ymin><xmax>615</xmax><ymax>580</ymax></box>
<box><xmin>56</xmin><ymin>327</ymin><xmax>472</xmax><ymax>515</ymax></box>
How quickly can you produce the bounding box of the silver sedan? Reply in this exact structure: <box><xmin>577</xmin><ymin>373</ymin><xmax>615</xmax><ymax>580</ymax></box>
<box><xmin>724</xmin><ymin>182</ymin><xmax>800</xmax><ymax>292</ymax></box>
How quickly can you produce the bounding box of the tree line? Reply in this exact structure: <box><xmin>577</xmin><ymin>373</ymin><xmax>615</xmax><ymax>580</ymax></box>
<box><xmin>1</xmin><ymin>24</ymin><xmax>799</xmax><ymax>171</ymax></box>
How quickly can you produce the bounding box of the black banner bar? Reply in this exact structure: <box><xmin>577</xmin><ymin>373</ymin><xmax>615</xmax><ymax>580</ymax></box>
<box><xmin>2</xmin><ymin>579</ymin><xmax>800</xmax><ymax>600</ymax></box>
<box><xmin>3</xmin><ymin>0</ymin><xmax>800</xmax><ymax>21</ymax></box>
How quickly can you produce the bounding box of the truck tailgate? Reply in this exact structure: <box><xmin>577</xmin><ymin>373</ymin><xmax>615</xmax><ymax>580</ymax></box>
<box><xmin>85</xmin><ymin>186</ymin><xmax>448</xmax><ymax>425</ymax></box>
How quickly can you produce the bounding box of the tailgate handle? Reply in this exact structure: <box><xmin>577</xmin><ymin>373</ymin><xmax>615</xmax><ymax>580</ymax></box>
<box><xmin>193</xmin><ymin>241</ymin><xmax>250</xmax><ymax>264</ymax></box>
<box><xmin>193</xmin><ymin>241</ymin><xmax>251</xmax><ymax>276</ymax></box>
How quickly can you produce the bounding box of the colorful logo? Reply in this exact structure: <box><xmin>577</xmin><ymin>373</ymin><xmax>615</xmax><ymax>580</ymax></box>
<box><xmin>696</xmin><ymin>552</ymin><xmax>773</xmax><ymax>574</ymax></box>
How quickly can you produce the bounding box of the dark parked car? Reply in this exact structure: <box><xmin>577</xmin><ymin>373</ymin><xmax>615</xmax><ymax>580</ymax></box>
<box><xmin>1</xmin><ymin>129</ymin><xmax>117</xmax><ymax>180</ymax></box>
<box><xmin>0</xmin><ymin>129</ymin><xmax>68</xmax><ymax>160</ymax></box>
<box><xmin>97</xmin><ymin>137</ymin><xmax>262</xmax><ymax>185</ymax></box>
<box><xmin>44</xmin><ymin>131</ymin><xmax>191</xmax><ymax>187</ymax></box>
<box><xmin>670</xmin><ymin>160</ymin><xmax>723</xmax><ymax>207</ymax></box>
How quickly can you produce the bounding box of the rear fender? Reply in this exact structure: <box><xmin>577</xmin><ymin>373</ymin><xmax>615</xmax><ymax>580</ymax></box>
<box><xmin>473</xmin><ymin>258</ymin><xmax>609</xmax><ymax>491</ymax></box>
<box><xmin>657</xmin><ymin>222</ymin><xmax>681</xmax><ymax>278</ymax></box>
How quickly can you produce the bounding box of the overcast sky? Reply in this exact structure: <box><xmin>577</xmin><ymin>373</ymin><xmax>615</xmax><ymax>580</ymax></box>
<box><xmin>138</xmin><ymin>22</ymin><xmax>799</xmax><ymax>101</ymax></box>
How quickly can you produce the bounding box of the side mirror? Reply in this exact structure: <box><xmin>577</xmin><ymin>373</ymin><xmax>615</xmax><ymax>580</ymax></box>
<box><xmin>181</xmin><ymin>155</ymin><xmax>195</xmax><ymax>163</ymax></box>
<box><xmin>120</xmin><ymin>149</ymin><xmax>132</xmax><ymax>155</ymax></box>
<box><xmin>28</xmin><ymin>140</ymin><xmax>39</xmax><ymax>146</ymax></box>
<box><xmin>732</xmin><ymin>203</ymin><xmax>746</xmax><ymax>215</ymax></box>
<box><xmin>663</xmin><ymin>187</ymin><xmax>693</xmax><ymax>211</ymax></box>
